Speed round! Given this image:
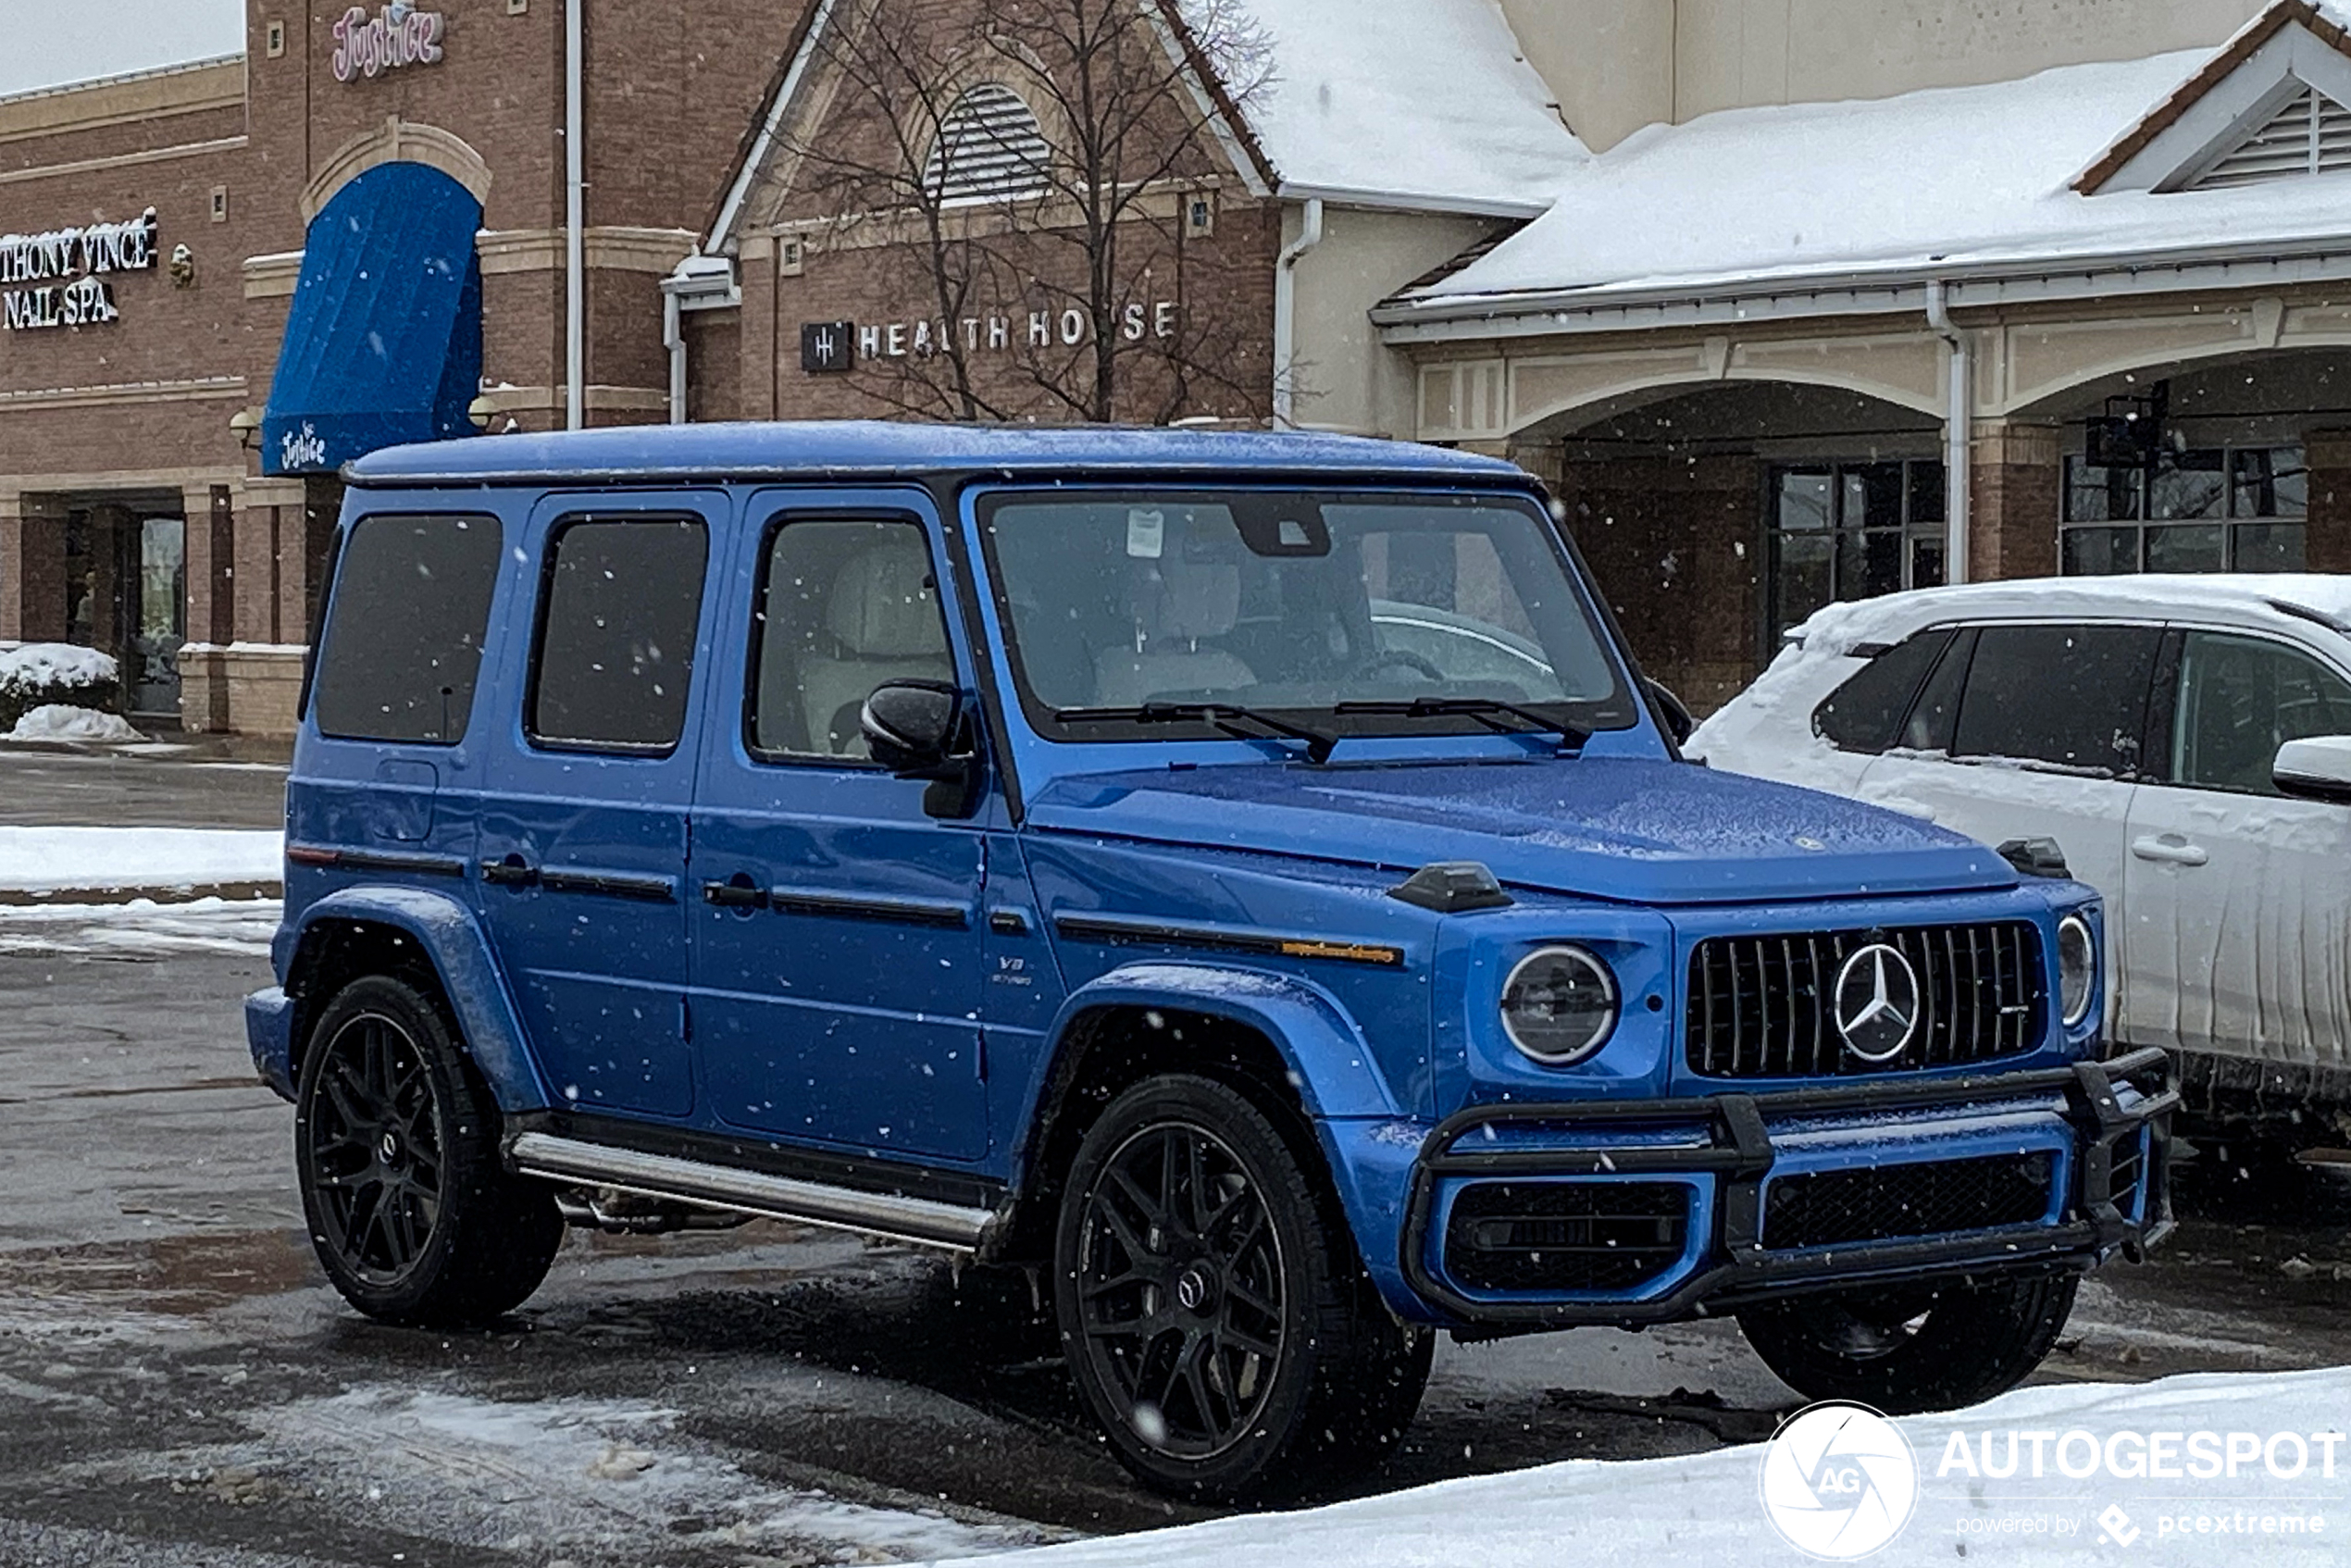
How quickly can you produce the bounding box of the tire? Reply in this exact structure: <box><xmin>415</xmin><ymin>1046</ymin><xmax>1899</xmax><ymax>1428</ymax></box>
<box><xmin>1736</xmin><ymin>1273</ymin><xmax>2079</xmax><ymax>1414</ymax></box>
<box><xmin>1052</xmin><ymin>1074</ymin><xmax>1431</xmax><ymax>1502</ymax></box>
<box><xmin>294</xmin><ymin>975</ymin><xmax>563</xmax><ymax>1328</ymax></box>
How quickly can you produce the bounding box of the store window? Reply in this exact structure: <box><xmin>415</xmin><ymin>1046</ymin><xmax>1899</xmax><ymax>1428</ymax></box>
<box><xmin>1767</xmin><ymin>460</ymin><xmax>1947</xmax><ymax>638</ymax></box>
<box><xmin>2061</xmin><ymin>444</ymin><xmax>2306</xmax><ymax>575</ymax></box>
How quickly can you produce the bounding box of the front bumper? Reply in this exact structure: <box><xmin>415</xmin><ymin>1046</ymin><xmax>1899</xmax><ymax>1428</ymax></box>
<box><xmin>1400</xmin><ymin>1047</ymin><xmax>2175</xmax><ymax>1328</ymax></box>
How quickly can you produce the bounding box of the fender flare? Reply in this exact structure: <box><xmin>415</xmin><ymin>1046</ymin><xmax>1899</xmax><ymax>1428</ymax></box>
<box><xmin>283</xmin><ymin>886</ymin><xmax>550</xmax><ymax>1112</ymax></box>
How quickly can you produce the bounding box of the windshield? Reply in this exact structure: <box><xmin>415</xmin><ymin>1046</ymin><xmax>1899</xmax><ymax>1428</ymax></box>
<box><xmin>977</xmin><ymin>489</ymin><xmax>1639</xmax><ymax>743</ymax></box>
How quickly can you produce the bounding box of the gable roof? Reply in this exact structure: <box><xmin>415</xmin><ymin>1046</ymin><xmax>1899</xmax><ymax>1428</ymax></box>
<box><xmin>1192</xmin><ymin>0</ymin><xmax>1585</xmax><ymax>216</ymax></box>
<box><xmin>2076</xmin><ymin>0</ymin><xmax>2351</xmax><ymax>192</ymax></box>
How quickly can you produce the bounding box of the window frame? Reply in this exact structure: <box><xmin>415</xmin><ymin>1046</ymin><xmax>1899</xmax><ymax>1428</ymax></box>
<box><xmin>522</xmin><ymin>510</ymin><xmax>712</xmax><ymax>760</ymax></box>
<box><xmin>739</xmin><ymin>508</ymin><xmax>957</xmax><ymax>770</ymax></box>
<box><xmin>1763</xmin><ymin>457</ymin><xmax>1948</xmax><ymax>650</ymax></box>
<box><xmin>308</xmin><ymin>509</ymin><xmax>503</xmax><ymax>747</ymax></box>
<box><xmin>2059</xmin><ymin>442</ymin><xmax>2308</xmax><ymax>576</ymax></box>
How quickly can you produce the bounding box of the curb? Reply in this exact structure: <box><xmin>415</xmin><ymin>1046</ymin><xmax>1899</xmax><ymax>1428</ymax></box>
<box><xmin>0</xmin><ymin>881</ymin><xmax>283</xmax><ymax>908</ymax></box>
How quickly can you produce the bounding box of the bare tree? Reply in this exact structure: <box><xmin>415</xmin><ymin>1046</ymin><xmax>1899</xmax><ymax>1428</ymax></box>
<box><xmin>778</xmin><ymin>0</ymin><xmax>1273</xmax><ymax>424</ymax></box>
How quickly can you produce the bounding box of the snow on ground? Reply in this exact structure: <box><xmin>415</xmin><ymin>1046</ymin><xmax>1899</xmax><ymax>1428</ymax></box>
<box><xmin>0</xmin><ymin>827</ymin><xmax>281</xmax><ymax>895</ymax></box>
<box><xmin>219</xmin><ymin>1385</ymin><xmax>1063</xmax><ymax>1565</ymax></box>
<box><xmin>952</xmin><ymin>1367</ymin><xmax>2351</xmax><ymax>1568</ymax></box>
<box><xmin>5</xmin><ymin>705</ymin><xmax>143</xmax><ymax>744</ymax></box>
<box><xmin>0</xmin><ymin>897</ymin><xmax>278</xmax><ymax>957</ymax></box>
<box><xmin>1403</xmin><ymin>47</ymin><xmax>2351</xmax><ymax>303</ymax></box>
<box><xmin>1192</xmin><ymin>0</ymin><xmax>1586</xmax><ymax>213</ymax></box>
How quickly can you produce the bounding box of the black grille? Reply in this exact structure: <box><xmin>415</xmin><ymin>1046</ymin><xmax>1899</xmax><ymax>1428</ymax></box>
<box><xmin>1444</xmin><ymin>1181</ymin><xmax>1689</xmax><ymax>1293</ymax></box>
<box><xmin>1763</xmin><ymin>1152</ymin><xmax>2056</xmax><ymax>1250</ymax></box>
<box><xmin>1686</xmin><ymin>922</ymin><xmax>2044</xmax><ymax>1077</ymax></box>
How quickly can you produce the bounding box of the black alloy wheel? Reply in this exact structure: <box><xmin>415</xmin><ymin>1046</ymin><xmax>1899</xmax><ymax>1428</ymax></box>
<box><xmin>305</xmin><ymin>1008</ymin><xmax>446</xmax><ymax>1285</ymax></box>
<box><xmin>295</xmin><ymin>975</ymin><xmax>563</xmax><ymax>1327</ymax></box>
<box><xmin>1054</xmin><ymin>1074</ymin><xmax>1432</xmax><ymax>1501</ymax></box>
<box><xmin>1072</xmin><ymin>1120</ymin><xmax>1288</xmax><ymax>1460</ymax></box>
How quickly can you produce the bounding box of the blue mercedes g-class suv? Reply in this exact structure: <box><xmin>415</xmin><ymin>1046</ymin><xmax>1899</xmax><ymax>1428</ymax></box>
<box><xmin>250</xmin><ymin>422</ymin><xmax>2171</xmax><ymax>1500</ymax></box>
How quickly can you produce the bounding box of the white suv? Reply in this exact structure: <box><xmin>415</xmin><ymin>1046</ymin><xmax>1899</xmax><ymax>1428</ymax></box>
<box><xmin>1692</xmin><ymin>576</ymin><xmax>2351</xmax><ymax>1149</ymax></box>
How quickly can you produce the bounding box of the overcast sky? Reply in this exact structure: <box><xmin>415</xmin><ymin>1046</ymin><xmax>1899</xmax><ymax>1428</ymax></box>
<box><xmin>0</xmin><ymin>0</ymin><xmax>244</xmax><ymax>98</ymax></box>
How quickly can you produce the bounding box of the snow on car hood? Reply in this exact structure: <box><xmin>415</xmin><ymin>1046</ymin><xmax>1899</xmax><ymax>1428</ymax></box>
<box><xmin>1026</xmin><ymin>756</ymin><xmax>2014</xmax><ymax>905</ymax></box>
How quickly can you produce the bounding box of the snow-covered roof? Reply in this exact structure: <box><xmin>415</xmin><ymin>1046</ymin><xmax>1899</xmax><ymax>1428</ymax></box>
<box><xmin>1396</xmin><ymin>46</ymin><xmax>2351</xmax><ymax>306</ymax></box>
<box><xmin>1780</xmin><ymin>575</ymin><xmax>2351</xmax><ymax>661</ymax></box>
<box><xmin>1200</xmin><ymin>0</ymin><xmax>1586</xmax><ymax>216</ymax></box>
<box><xmin>0</xmin><ymin>0</ymin><xmax>243</xmax><ymax>100</ymax></box>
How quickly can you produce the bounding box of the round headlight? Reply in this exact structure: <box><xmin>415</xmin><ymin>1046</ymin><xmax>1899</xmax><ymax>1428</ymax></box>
<box><xmin>2057</xmin><ymin>915</ymin><xmax>2096</xmax><ymax>1027</ymax></box>
<box><xmin>1500</xmin><ymin>945</ymin><xmax>1618</xmax><ymax>1065</ymax></box>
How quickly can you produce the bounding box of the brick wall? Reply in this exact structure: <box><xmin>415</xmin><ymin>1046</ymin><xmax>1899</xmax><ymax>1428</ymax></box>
<box><xmin>1969</xmin><ymin>421</ymin><xmax>2061</xmax><ymax>583</ymax></box>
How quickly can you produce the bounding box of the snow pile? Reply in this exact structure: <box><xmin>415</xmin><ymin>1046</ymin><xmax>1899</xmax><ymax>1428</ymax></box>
<box><xmin>1190</xmin><ymin>0</ymin><xmax>1586</xmax><ymax>213</ymax></box>
<box><xmin>953</xmin><ymin>1366</ymin><xmax>2351</xmax><ymax>1568</ymax></box>
<box><xmin>6</xmin><ymin>704</ymin><xmax>143</xmax><ymax>743</ymax></box>
<box><xmin>0</xmin><ymin>896</ymin><xmax>280</xmax><ymax>957</ymax></box>
<box><xmin>0</xmin><ymin>643</ymin><xmax>121</xmax><ymax>731</ymax></box>
<box><xmin>1401</xmin><ymin>47</ymin><xmax>2351</xmax><ymax>303</ymax></box>
<box><xmin>0</xmin><ymin>826</ymin><xmax>282</xmax><ymax>895</ymax></box>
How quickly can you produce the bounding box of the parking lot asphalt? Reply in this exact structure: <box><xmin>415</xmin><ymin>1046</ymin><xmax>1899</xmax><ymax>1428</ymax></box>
<box><xmin>0</xmin><ymin>898</ymin><xmax>2348</xmax><ymax>1567</ymax></box>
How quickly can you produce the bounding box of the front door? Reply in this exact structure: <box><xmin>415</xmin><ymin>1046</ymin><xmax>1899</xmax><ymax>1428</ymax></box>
<box><xmin>689</xmin><ymin>494</ymin><xmax>990</xmax><ymax>1163</ymax></box>
<box><xmin>130</xmin><ymin>516</ymin><xmax>185</xmax><ymax>717</ymax></box>
<box><xmin>476</xmin><ymin>492</ymin><xmax>728</xmax><ymax>1121</ymax></box>
<box><xmin>2125</xmin><ymin>628</ymin><xmax>2351</xmax><ymax>1063</ymax></box>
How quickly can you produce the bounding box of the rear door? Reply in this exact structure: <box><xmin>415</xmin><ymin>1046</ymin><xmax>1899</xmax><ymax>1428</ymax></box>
<box><xmin>687</xmin><ymin>491</ymin><xmax>993</xmax><ymax>1163</ymax></box>
<box><xmin>1858</xmin><ymin>620</ymin><xmax>2161</xmax><ymax>1028</ymax></box>
<box><xmin>2124</xmin><ymin>626</ymin><xmax>2351</xmax><ymax>1062</ymax></box>
<box><xmin>476</xmin><ymin>492</ymin><xmax>728</xmax><ymax>1121</ymax></box>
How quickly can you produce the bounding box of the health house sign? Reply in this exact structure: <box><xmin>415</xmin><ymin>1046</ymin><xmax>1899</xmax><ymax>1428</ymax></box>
<box><xmin>0</xmin><ymin>210</ymin><xmax>158</xmax><ymax>332</ymax></box>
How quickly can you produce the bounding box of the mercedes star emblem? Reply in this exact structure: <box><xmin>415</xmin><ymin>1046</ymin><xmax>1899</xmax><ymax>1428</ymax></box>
<box><xmin>1834</xmin><ymin>942</ymin><xmax>1922</xmax><ymax>1062</ymax></box>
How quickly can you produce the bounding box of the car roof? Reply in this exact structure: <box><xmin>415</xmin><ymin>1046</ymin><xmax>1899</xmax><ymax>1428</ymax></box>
<box><xmin>1798</xmin><ymin>575</ymin><xmax>2351</xmax><ymax>644</ymax></box>
<box><xmin>343</xmin><ymin>419</ymin><xmax>1529</xmax><ymax>487</ymax></box>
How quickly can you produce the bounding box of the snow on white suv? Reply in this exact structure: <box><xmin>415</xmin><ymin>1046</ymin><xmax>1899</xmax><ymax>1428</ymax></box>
<box><xmin>1692</xmin><ymin>575</ymin><xmax>2351</xmax><ymax>1150</ymax></box>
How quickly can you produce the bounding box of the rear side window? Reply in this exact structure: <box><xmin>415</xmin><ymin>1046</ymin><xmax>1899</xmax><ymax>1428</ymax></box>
<box><xmin>1953</xmin><ymin>623</ymin><xmax>2160</xmax><ymax>777</ymax></box>
<box><xmin>312</xmin><ymin>513</ymin><xmax>500</xmax><ymax>744</ymax></box>
<box><xmin>528</xmin><ymin>516</ymin><xmax>709</xmax><ymax>753</ymax></box>
<box><xmin>1811</xmin><ymin>629</ymin><xmax>1952</xmax><ymax>753</ymax></box>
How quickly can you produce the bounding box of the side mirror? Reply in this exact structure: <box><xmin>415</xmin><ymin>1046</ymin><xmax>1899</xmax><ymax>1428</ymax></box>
<box><xmin>861</xmin><ymin>679</ymin><xmax>982</xmax><ymax>817</ymax></box>
<box><xmin>1648</xmin><ymin>678</ymin><xmax>1695</xmax><ymax>748</ymax></box>
<box><xmin>2274</xmin><ymin>735</ymin><xmax>2351</xmax><ymax>803</ymax></box>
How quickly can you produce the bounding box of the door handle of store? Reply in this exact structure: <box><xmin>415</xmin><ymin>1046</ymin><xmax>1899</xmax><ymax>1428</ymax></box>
<box><xmin>2130</xmin><ymin>835</ymin><xmax>2209</xmax><ymax>868</ymax></box>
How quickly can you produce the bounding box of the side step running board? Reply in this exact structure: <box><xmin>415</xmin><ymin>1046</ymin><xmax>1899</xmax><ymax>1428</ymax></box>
<box><xmin>507</xmin><ymin>1131</ymin><xmax>998</xmax><ymax>1254</ymax></box>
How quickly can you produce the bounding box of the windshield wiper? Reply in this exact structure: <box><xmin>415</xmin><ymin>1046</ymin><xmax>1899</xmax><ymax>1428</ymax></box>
<box><xmin>1053</xmin><ymin>702</ymin><xmax>1338</xmax><ymax>765</ymax></box>
<box><xmin>1333</xmin><ymin>696</ymin><xmax>1590</xmax><ymax>753</ymax></box>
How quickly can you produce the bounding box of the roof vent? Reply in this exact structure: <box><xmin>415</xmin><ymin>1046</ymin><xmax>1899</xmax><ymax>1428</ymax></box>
<box><xmin>923</xmin><ymin>83</ymin><xmax>1051</xmax><ymax>204</ymax></box>
<box><xmin>2191</xmin><ymin>85</ymin><xmax>2351</xmax><ymax>189</ymax></box>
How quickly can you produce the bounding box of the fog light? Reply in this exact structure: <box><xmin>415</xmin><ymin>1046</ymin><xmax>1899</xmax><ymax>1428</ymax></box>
<box><xmin>2058</xmin><ymin>915</ymin><xmax>2096</xmax><ymax>1027</ymax></box>
<box><xmin>1500</xmin><ymin>945</ymin><xmax>1618</xmax><ymax>1064</ymax></box>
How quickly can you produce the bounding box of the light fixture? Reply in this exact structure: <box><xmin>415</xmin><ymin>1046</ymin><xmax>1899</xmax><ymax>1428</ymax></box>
<box><xmin>229</xmin><ymin>406</ymin><xmax>262</xmax><ymax>451</ymax></box>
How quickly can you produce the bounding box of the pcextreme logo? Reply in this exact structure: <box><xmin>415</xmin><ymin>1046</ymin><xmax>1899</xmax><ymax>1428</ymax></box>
<box><xmin>1760</xmin><ymin>1401</ymin><xmax>1921</xmax><ymax>1559</ymax></box>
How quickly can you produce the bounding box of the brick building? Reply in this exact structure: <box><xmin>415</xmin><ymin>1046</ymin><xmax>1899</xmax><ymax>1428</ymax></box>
<box><xmin>14</xmin><ymin>1</ymin><xmax>2347</xmax><ymax>734</ymax></box>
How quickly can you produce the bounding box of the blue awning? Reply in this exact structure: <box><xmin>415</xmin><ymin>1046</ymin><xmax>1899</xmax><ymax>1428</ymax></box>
<box><xmin>263</xmin><ymin>161</ymin><xmax>482</xmax><ymax>476</ymax></box>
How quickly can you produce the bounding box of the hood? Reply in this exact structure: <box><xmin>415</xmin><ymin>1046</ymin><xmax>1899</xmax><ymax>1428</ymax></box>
<box><xmin>1025</xmin><ymin>757</ymin><xmax>2016</xmax><ymax>906</ymax></box>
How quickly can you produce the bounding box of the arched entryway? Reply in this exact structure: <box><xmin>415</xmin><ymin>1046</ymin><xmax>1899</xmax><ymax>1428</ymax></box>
<box><xmin>1508</xmin><ymin>380</ymin><xmax>1947</xmax><ymax>713</ymax></box>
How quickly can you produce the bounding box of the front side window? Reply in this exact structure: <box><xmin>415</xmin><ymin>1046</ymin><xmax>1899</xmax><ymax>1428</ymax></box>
<box><xmin>2170</xmin><ymin>631</ymin><xmax>2351</xmax><ymax>795</ymax></box>
<box><xmin>1951</xmin><ymin>623</ymin><xmax>2161</xmax><ymax>777</ymax></box>
<box><xmin>749</xmin><ymin>517</ymin><xmax>953</xmax><ymax>761</ymax></box>
<box><xmin>977</xmin><ymin>490</ymin><xmax>1636</xmax><ymax>743</ymax></box>
<box><xmin>528</xmin><ymin>516</ymin><xmax>708</xmax><ymax>754</ymax></box>
<box><xmin>312</xmin><ymin>512</ymin><xmax>501</xmax><ymax>744</ymax></box>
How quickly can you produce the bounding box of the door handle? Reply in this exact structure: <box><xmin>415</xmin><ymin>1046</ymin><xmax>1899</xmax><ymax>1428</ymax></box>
<box><xmin>2131</xmin><ymin>835</ymin><xmax>2209</xmax><ymax>867</ymax></box>
<box><xmin>702</xmin><ymin>877</ymin><xmax>768</xmax><ymax>910</ymax></box>
<box><xmin>480</xmin><ymin>854</ymin><xmax>540</xmax><ymax>888</ymax></box>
